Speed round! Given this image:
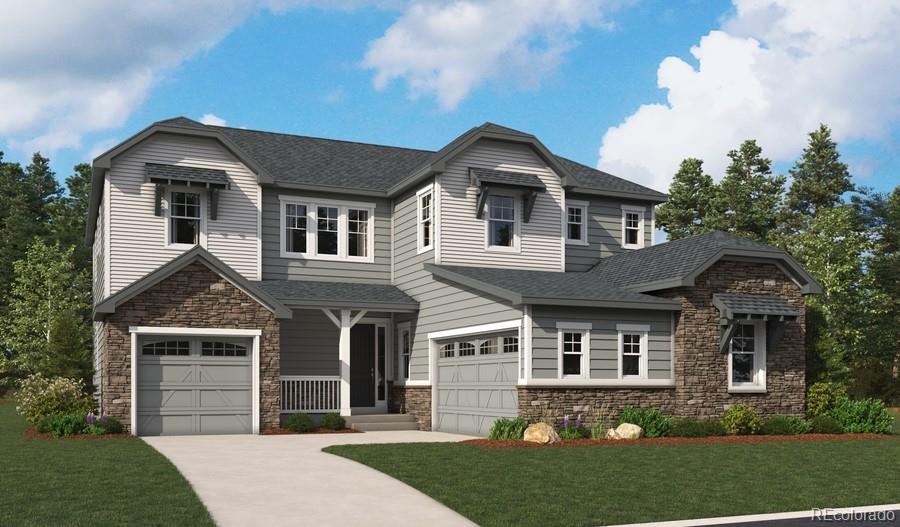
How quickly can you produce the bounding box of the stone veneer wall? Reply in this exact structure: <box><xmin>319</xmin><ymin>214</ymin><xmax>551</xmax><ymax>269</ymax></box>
<box><xmin>389</xmin><ymin>384</ymin><xmax>432</xmax><ymax>430</ymax></box>
<box><xmin>100</xmin><ymin>261</ymin><xmax>281</xmax><ymax>432</ymax></box>
<box><xmin>516</xmin><ymin>260</ymin><xmax>806</xmax><ymax>424</ymax></box>
<box><xmin>659</xmin><ymin>259</ymin><xmax>806</xmax><ymax>418</ymax></box>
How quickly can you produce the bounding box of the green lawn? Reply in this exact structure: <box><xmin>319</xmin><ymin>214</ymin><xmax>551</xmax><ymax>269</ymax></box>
<box><xmin>889</xmin><ymin>407</ymin><xmax>900</xmax><ymax>434</ymax></box>
<box><xmin>326</xmin><ymin>438</ymin><xmax>900</xmax><ymax>527</ymax></box>
<box><xmin>0</xmin><ymin>400</ymin><xmax>213</xmax><ymax>527</ymax></box>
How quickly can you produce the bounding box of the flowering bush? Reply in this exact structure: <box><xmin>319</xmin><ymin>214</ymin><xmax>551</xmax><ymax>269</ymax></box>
<box><xmin>84</xmin><ymin>413</ymin><xmax>124</xmax><ymax>435</ymax></box>
<box><xmin>558</xmin><ymin>415</ymin><xmax>588</xmax><ymax>440</ymax></box>
<box><xmin>14</xmin><ymin>374</ymin><xmax>93</xmax><ymax>425</ymax></box>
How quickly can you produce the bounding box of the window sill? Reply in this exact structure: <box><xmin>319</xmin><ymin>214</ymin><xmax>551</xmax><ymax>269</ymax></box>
<box><xmin>565</xmin><ymin>239</ymin><xmax>589</xmax><ymax>246</ymax></box>
<box><xmin>486</xmin><ymin>246</ymin><xmax>521</xmax><ymax>254</ymax></box>
<box><xmin>526</xmin><ymin>378</ymin><xmax>675</xmax><ymax>388</ymax></box>
<box><xmin>279</xmin><ymin>251</ymin><xmax>375</xmax><ymax>264</ymax></box>
<box><xmin>416</xmin><ymin>245</ymin><xmax>433</xmax><ymax>255</ymax></box>
<box><xmin>167</xmin><ymin>243</ymin><xmax>200</xmax><ymax>250</ymax></box>
<box><xmin>621</xmin><ymin>244</ymin><xmax>644</xmax><ymax>250</ymax></box>
<box><xmin>728</xmin><ymin>386</ymin><xmax>767</xmax><ymax>394</ymax></box>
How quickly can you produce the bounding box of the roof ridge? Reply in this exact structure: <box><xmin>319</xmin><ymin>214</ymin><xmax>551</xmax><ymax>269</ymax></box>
<box><xmin>210</xmin><ymin>124</ymin><xmax>437</xmax><ymax>154</ymax></box>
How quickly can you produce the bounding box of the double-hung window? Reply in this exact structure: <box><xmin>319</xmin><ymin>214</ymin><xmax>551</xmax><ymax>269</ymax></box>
<box><xmin>417</xmin><ymin>186</ymin><xmax>433</xmax><ymax>253</ymax></box>
<box><xmin>621</xmin><ymin>205</ymin><xmax>644</xmax><ymax>249</ymax></box>
<box><xmin>617</xmin><ymin>324</ymin><xmax>649</xmax><ymax>379</ymax></box>
<box><xmin>486</xmin><ymin>195</ymin><xmax>517</xmax><ymax>250</ymax></box>
<box><xmin>169</xmin><ymin>191</ymin><xmax>201</xmax><ymax>246</ymax></box>
<box><xmin>557</xmin><ymin>322</ymin><xmax>591</xmax><ymax>379</ymax></box>
<box><xmin>728</xmin><ymin>321</ymin><xmax>766</xmax><ymax>392</ymax></box>
<box><xmin>280</xmin><ymin>197</ymin><xmax>374</xmax><ymax>262</ymax></box>
<box><xmin>397</xmin><ymin>325</ymin><xmax>411</xmax><ymax>381</ymax></box>
<box><xmin>565</xmin><ymin>201</ymin><xmax>588</xmax><ymax>245</ymax></box>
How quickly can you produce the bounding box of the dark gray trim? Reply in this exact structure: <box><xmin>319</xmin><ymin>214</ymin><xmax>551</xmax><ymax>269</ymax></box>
<box><xmin>93</xmin><ymin>246</ymin><xmax>292</xmax><ymax>320</ymax></box>
<box><xmin>712</xmin><ymin>293</ymin><xmax>799</xmax><ymax>320</ymax></box>
<box><xmin>564</xmin><ymin>186</ymin><xmax>668</xmax><ymax>203</ymax></box>
<box><xmin>277</xmin><ymin>299</ymin><xmax>418</xmax><ymax>312</ymax></box>
<box><xmin>145</xmin><ymin>163</ymin><xmax>229</xmax><ymax>186</ymax></box>
<box><xmin>519</xmin><ymin>296</ymin><xmax>681</xmax><ymax>311</ymax></box>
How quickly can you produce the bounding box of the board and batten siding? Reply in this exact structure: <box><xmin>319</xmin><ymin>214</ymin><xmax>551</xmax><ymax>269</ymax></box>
<box><xmin>565</xmin><ymin>195</ymin><xmax>655</xmax><ymax>272</ymax></box>
<box><xmin>106</xmin><ymin>133</ymin><xmax>260</xmax><ymax>293</ymax></box>
<box><xmin>393</xmin><ymin>181</ymin><xmax>522</xmax><ymax>381</ymax></box>
<box><xmin>530</xmin><ymin>306</ymin><xmax>673</xmax><ymax>380</ymax></box>
<box><xmin>439</xmin><ymin>139</ymin><xmax>564</xmax><ymax>271</ymax></box>
<box><xmin>261</xmin><ymin>188</ymin><xmax>392</xmax><ymax>283</ymax></box>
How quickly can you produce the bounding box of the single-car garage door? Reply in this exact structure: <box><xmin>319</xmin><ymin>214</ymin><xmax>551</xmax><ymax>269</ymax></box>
<box><xmin>137</xmin><ymin>336</ymin><xmax>252</xmax><ymax>436</ymax></box>
<box><xmin>435</xmin><ymin>332</ymin><xmax>519</xmax><ymax>436</ymax></box>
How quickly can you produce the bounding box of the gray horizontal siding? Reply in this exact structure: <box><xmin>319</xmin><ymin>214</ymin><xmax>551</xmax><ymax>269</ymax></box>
<box><xmin>531</xmin><ymin>306</ymin><xmax>672</xmax><ymax>380</ymax></box>
<box><xmin>565</xmin><ymin>195</ymin><xmax>655</xmax><ymax>272</ymax></box>
<box><xmin>261</xmin><ymin>188</ymin><xmax>392</xmax><ymax>283</ymax></box>
<box><xmin>280</xmin><ymin>309</ymin><xmax>340</xmax><ymax>376</ymax></box>
<box><xmin>393</xmin><ymin>181</ymin><xmax>522</xmax><ymax>381</ymax></box>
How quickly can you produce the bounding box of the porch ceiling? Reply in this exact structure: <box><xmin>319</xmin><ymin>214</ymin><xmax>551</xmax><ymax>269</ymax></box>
<box><xmin>255</xmin><ymin>280</ymin><xmax>418</xmax><ymax>312</ymax></box>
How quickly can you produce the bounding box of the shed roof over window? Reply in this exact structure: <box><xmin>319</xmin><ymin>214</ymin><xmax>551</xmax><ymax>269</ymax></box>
<box><xmin>470</xmin><ymin>167</ymin><xmax>546</xmax><ymax>190</ymax></box>
<box><xmin>146</xmin><ymin>163</ymin><xmax>229</xmax><ymax>188</ymax></box>
<box><xmin>713</xmin><ymin>293</ymin><xmax>799</xmax><ymax>321</ymax></box>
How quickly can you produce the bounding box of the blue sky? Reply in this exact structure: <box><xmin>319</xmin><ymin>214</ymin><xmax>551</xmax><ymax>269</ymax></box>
<box><xmin>1</xmin><ymin>0</ymin><xmax>897</xmax><ymax>195</ymax></box>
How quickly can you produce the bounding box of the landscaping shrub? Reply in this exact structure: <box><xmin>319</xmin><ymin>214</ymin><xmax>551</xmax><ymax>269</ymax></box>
<box><xmin>722</xmin><ymin>404</ymin><xmax>761</xmax><ymax>435</ymax></box>
<box><xmin>808</xmin><ymin>414</ymin><xmax>843</xmax><ymax>434</ymax></box>
<box><xmin>83</xmin><ymin>413</ymin><xmax>124</xmax><ymax>435</ymax></box>
<box><xmin>319</xmin><ymin>413</ymin><xmax>346</xmax><ymax>430</ymax></box>
<box><xmin>617</xmin><ymin>407</ymin><xmax>671</xmax><ymax>438</ymax></box>
<box><xmin>669</xmin><ymin>418</ymin><xmax>727</xmax><ymax>437</ymax></box>
<box><xmin>488</xmin><ymin>417</ymin><xmax>528</xmax><ymax>440</ymax></box>
<box><xmin>557</xmin><ymin>415</ymin><xmax>588</xmax><ymax>440</ymax></box>
<box><xmin>47</xmin><ymin>413</ymin><xmax>88</xmax><ymax>437</ymax></box>
<box><xmin>284</xmin><ymin>413</ymin><xmax>313</xmax><ymax>433</ymax></box>
<box><xmin>807</xmin><ymin>381</ymin><xmax>847</xmax><ymax>417</ymax></box>
<box><xmin>830</xmin><ymin>397</ymin><xmax>893</xmax><ymax>434</ymax></box>
<box><xmin>14</xmin><ymin>374</ymin><xmax>93</xmax><ymax>425</ymax></box>
<box><xmin>760</xmin><ymin>415</ymin><xmax>810</xmax><ymax>435</ymax></box>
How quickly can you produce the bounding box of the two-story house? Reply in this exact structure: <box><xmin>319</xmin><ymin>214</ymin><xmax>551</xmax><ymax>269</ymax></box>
<box><xmin>86</xmin><ymin>117</ymin><xmax>820</xmax><ymax>436</ymax></box>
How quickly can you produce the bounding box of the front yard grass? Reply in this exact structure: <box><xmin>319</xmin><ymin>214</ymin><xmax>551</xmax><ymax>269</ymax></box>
<box><xmin>0</xmin><ymin>399</ymin><xmax>213</xmax><ymax>526</ymax></box>
<box><xmin>326</xmin><ymin>437</ymin><xmax>900</xmax><ymax>527</ymax></box>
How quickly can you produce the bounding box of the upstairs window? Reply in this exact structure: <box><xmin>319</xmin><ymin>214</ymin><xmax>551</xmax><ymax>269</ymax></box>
<box><xmin>566</xmin><ymin>201</ymin><xmax>588</xmax><ymax>245</ymax></box>
<box><xmin>417</xmin><ymin>186</ymin><xmax>433</xmax><ymax>253</ymax></box>
<box><xmin>169</xmin><ymin>191</ymin><xmax>201</xmax><ymax>246</ymax></box>
<box><xmin>486</xmin><ymin>195</ymin><xmax>517</xmax><ymax>250</ymax></box>
<box><xmin>280</xmin><ymin>197</ymin><xmax>374</xmax><ymax>262</ymax></box>
<box><xmin>621</xmin><ymin>206</ymin><xmax>644</xmax><ymax>249</ymax></box>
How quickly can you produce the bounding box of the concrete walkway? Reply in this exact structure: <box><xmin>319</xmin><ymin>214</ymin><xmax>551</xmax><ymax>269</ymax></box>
<box><xmin>144</xmin><ymin>431</ymin><xmax>477</xmax><ymax>527</ymax></box>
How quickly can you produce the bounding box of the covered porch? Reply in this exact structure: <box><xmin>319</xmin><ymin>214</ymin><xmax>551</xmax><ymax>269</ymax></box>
<box><xmin>256</xmin><ymin>280</ymin><xmax>418</xmax><ymax>417</ymax></box>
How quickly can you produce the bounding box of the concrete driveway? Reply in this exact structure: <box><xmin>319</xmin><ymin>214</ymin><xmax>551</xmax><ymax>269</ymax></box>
<box><xmin>144</xmin><ymin>431</ymin><xmax>477</xmax><ymax>527</ymax></box>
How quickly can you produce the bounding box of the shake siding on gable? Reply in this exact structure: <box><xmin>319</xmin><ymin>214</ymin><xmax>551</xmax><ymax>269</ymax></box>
<box><xmin>260</xmin><ymin>188</ymin><xmax>392</xmax><ymax>283</ymax></box>
<box><xmin>439</xmin><ymin>140</ymin><xmax>564</xmax><ymax>271</ymax></box>
<box><xmin>530</xmin><ymin>306</ymin><xmax>673</xmax><ymax>380</ymax></box>
<box><xmin>393</xmin><ymin>181</ymin><xmax>522</xmax><ymax>382</ymax></box>
<box><xmin>107</xmin><ymin>134</ymin><xmax>260</xmax><ymax>293</ymax></box>
<box><xmin>565</xmin><ymin>195</ymin><xmax>655</xmax><ymax>271</ymax></box>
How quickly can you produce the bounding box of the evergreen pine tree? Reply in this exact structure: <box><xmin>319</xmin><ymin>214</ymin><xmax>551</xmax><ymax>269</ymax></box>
<box><xmin>655</xmin><ymin>158</ymin><xmax>716</xmax><ymax>240</ymax></box>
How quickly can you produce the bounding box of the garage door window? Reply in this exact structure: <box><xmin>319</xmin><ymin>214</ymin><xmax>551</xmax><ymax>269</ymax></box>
<box><xmin>440</xmin><ymin>343</ymin><xmax>456</xmax><ymax>358</ymax></box>
<box><xmin>479</xmin><ymin>339</ymin><xmax>497</xmax><ymax>355</ymax></box>
<box><xmin>201</xmin><ymin>341</ymin><xmax>248</xmax><ymax>357</ymax></box>
<box><xmin>458</xmin><ymin>342</ymin><xmax>476</xmax><ymax>357</ymax></box>
<box><xmin>142</xmin><ymin>340</ymin><xmax>190</xmax><ymax>356</ymax></box>
<box><xmin>502</xmin><ymin>336</ymin><xmax>518</xmax><ymax>353</ymax></box>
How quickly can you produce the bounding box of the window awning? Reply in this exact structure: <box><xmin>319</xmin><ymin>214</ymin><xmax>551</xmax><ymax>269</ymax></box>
<box><xmin>713</xmin><ymin>293</ymin><xmax>799</xmax><ymax>321</ymax></box>
<box><xmin>146</xmin><ymin>163</ymin><xmax>229</xmax><ymax>188</ymax></box>
<box><xmin>470</xmin><ymin>168</ymin><xmax>546</xmax><ymax>222</ymax></box>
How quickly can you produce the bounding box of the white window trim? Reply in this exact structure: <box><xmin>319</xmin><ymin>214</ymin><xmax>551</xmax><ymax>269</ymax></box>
<box><xmin>395</xmin><ymin>322</ymin><xmax>411</xmax><ymax>384</ymax></box>
<box><xmin>565</xmin><ymin>200</ymin><xmax>589</xmax><ymax>246</ymax></box>
<box><xmin>483</xmin><ymin>192</ymin><xmax>522</xmax><ymax>253</ymax></box>
<box><xmin>617</xmin><ymin>323</ymin><xmax>650</xmax><ymax>380</ymax></box>
<box><xmin>164</xmin><ymin>188</ymin><xmax>207</xmax><ymax>250</ymax></box>
<box><xmin>556</xmin><ymin>322</ymin><xmax>591</xmax><ymax>379</ymax></box>
<box><xmin>728</xmin><ymin>320</ymin><xmax>767</xmax><ymax>393</ymax></box>
<box><xmin>416</xmin><ymin>184</ymin><xmax>434</xmax><ymax>254</ymax></box>
<box><xmin>621</xmin><ymin>204</ymin><xmax>645</xmax><ymax>250</ymax></box>
<box><xmin>279</xmin><ymin>195</ymin><xmax>375</xmax><ymax>263</ymax></box>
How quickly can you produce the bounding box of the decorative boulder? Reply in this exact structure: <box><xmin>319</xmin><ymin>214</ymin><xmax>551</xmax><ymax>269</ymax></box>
<box><xmin>606</xmin><ymin>423</ymin><xmax>643</xmax><ymax>440</ymax></box>
<box><xmin>523</xmin><ymin>422</ymin><xmax>561</xmax><ymax>444</ymax></box>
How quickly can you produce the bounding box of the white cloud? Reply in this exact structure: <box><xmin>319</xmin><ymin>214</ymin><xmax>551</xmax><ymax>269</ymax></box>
<box><xmin>322</xmin><ymin>86</ymin><xmax>347</xmax><ymax>104</ymax></box>
<box><xmin>362</xmin><ymin>0</ymin><xmax>620</xmax><ymax>111</ymax></box>
<box><xmin>598</xmin><ymin>0</ymin><xmax>900</xmax><ymax>192</ymax></box>
<box><xmin>199</xmin><ymin>113</ymin><xmax>228</xmax><ymax>126</ymax></box>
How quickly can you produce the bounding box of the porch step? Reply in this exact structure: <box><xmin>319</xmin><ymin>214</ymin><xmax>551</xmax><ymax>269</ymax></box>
<box><xmin>345</xmin><ymin>414</ymin><xmax>420</xmax><ymax>431</ymax></box>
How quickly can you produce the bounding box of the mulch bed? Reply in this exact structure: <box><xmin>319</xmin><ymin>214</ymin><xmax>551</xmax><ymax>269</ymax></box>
<box><xmin>262</xmin><ymin>428</ymin><xmax>361</xmax><ymax>435</ymax></box>
<box><xmin>23</xmin><ymin>427</ymin><xmax>136</xmax><ymax>441</ymax></box>
<box><xmin>464</xmin><ymin>433</ymin><xmax>895</xmax><ymax>448</ymax></box>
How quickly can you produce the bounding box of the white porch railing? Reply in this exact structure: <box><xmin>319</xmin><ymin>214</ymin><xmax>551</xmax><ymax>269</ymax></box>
<box><xmin>281</xmin><ymin>376</ymin><xmax>341</xmax><ymax>413</ymax></box>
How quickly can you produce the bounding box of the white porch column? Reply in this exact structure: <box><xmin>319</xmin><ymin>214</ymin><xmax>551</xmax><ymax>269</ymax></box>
<box><xmin>339</xmin><ymin>309</ymin><xmax>352</xmax><ymax>416</ymax></box>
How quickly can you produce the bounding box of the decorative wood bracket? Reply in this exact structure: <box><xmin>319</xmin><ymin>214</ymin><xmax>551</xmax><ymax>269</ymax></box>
<box><xmin>523</xmin><ymin>190</ymin><xmax>538</xmax><ymax>223</ymax></box>
<box><xmin>719</xmin><ymin>320</ymin><xmax>740</xmax><ymax>354</ymax></box>
<box><xmin>154</xmin><ymin>184</ymin><xmax>165</xmax><ymax>217</ymax></box>
<box><xmin>475</xmin><ymin>187</ymin><xmax>489</xmax><ymax>220</ymax></box>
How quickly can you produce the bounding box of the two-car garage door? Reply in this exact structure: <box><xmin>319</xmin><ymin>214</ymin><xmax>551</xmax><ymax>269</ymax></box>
<box><xmin>435</xmin><ymin>332</ymin><xmax>519</xmax><ymax>436</ymax></box>
<box><xmin>137</xmin><ymin>336</ymin><xmax>252</xmax><ymax>436</ymax></box>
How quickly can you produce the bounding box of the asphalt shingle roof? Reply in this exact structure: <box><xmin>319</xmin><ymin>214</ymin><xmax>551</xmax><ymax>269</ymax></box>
<box><xmin>145</xmin><ymin>163</ymin><xmax>229</xmax><ymax>185</ymax></box>
<box><xmin>713</xmin><ymin>293</ymin><xmax>799</xmax><ymax>319</ymax></box>
<box><xmin>591</xmin><ymin>231</ymin><xmax>786</xmax><ymax>290</ymax></box>
<box><xmin>256</xmin><ymin>280</ymin><xmax>418</xmax><ymax>310</ymax></box>
<box><xmin>155</xmin><ymin>117</ymin><xmax>666</xmax><ymax>200</ymax></box>
<box><xmin>426</xmin><ymin>264</ymin><xmax>681</xmax><ymax>310</ymax></box>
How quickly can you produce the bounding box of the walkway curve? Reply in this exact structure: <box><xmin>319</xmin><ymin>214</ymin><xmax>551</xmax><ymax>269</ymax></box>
<box><xmin>144</xmin><ymin>431</ymin><xmax>477</xmax><ymax>527</ymax></box>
